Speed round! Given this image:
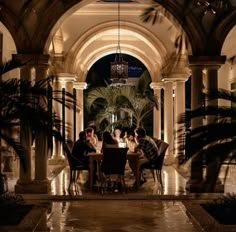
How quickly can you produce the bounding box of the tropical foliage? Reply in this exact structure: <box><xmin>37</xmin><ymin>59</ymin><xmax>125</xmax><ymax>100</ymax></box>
<box><xmin>202</xmin><ymin>193</ymin><xmax>236</xmax><ymax>224</ymax></box>
<box><xmin>141</xmin><ymin>0</ymin><xmax>232</xmax><ymax>75</ymax></box>
<box><xmin>85</xmin><ymin>70</ymin><xmax>158</xmax><ymax>133</ymax></box>
<box><xmin>0</xmin><ymin>60</ymin><xmax>77</xmax><ymax>172</ymax></box>
<box><xmin>177</xmin><ymin>88</ymin><xmax>236</xmax><ymax>191</ymax></box>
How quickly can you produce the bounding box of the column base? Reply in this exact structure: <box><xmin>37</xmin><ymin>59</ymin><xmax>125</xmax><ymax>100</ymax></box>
<box><xmin>48</xmin><ymin>157</ymin><xmax>66</xmax><ymax>165</ymax></box>
<box><xmin>186</xmin><ymin>180</ymin><xmax>224</xmax><ymax>193</ymax></box>
<box><xmin>15</xmin><ymin>180</ymin><xmax>51</xmax><ymax>194</ymax></box>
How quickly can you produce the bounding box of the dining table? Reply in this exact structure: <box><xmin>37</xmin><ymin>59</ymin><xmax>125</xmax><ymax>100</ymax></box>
<box><xmin>87</xmin><ymin>151</ymin><xmax>140</xmax><ymax>191</ymax></box>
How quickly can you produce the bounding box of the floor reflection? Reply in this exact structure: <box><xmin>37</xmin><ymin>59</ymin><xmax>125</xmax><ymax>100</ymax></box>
<box><xmin>49</xmin><ymin>165</ymin><xmax>188</xmax><ymax>196</ymax></box>
<box><xmin>46</xmin><ymin>200</ymin><xmax>199</xmax><ymax>232</ymax></box>
<box><xmin>7</xmin><ymin>157</ymin><xmax>188</xmax><ymax>196</ymax></box>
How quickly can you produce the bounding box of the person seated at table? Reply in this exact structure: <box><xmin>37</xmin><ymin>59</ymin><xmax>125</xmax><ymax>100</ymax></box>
<box><xmin>101</xmin><ymin>131</ymin><xmax>119</xmax><ymax>150</ymax></box>
<box><xmin>113</xmin><ymin>128</ymin><xmax>124</xmax><ymax>143</ymax></box>
<box><xmin>129</xmin><ymin>127</ymin><xmax>160</xmax><ymax>187</ymax></box>
<box><xmin>85</xmin><ymin>127</ymin><xmax>99</xmax><ymax>147</ymax></box>
<box><xmin>127</xmin><ymin>133</ymin><xmax>137</xmax><ymax>152</ymax></box>
<box><xmin>72</xmin><ymin>131</ymin><xmax>97</xmax><ymax>184</ymax></box>
<box><xmin>100</xmin><ymin>131</ymin><xmax>119</xmax><ymax>191</ymax></box>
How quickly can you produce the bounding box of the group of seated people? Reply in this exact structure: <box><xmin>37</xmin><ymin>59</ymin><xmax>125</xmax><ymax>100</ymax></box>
<box><xmin>67</xmin><ymin>126</ymin><xmax>162</xmax><ymax>189</ymax></box>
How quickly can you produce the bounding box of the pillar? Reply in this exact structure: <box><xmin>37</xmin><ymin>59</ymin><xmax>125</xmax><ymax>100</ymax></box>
<box><xmin>205</xmin><ymin>65</ymin><xmax>220</xmax><ymax>122</ymax></box>
<box><xmin>49</xmin><ymin>78</ymin><xmax>64</xmax><ymax>163</ymax></box>
<box><xmin>187</xmin><ymin>55</ymin><xmax>226</xmax><ymax>192</ymax></box>
<box><xmin>204</xmin><ymin>62</ymin><xmax>225</xmax><ymax>190</ymax></box>
<box><xmin>13</xmin><ymin>54</ymin><xmax>50</xmax><ymax>193</ymax></box>
<box><xmin>16</xmin><ymin>65</ymin><xmax>33</xmax><ymax>187</ymax></box>
<box><xmin>74</xmin><ymin>82</ymin><xmax>87</xmax><ymax>140</ymax></box>
<box><xmin>33</xmin><ymin>57</ymin><xmax>51</xmax><ymax>193</ymax></box>
<box><xmin>174</xmin><ymin>78</ymin><xmax>188</xmax><ymax>159</ymax></box>
<box><xmin>65</xmin><ymin>81</ymin><xmax>74</xmax><ymax>140</ymax></box>
<box><xmin>163</xmin><ymin>80</ymin><xmax>174</xmax><ymax>164</ymax></box>
<box><xmin>150</xmin><ymin>82</ymin><xmax>163</xmax><ymax>139</ymax></box>
<box><xmin>187</xmin><ymin>64</ymin><xmax>204</xmax><ymax>191</ymax></box>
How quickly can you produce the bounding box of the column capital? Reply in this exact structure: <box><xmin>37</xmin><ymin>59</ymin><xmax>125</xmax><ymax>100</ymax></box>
<box><xmin>162</xmin><ymin>78</ymin><xmax>174</xmax><ymax>83</ymax></box>
<box><xmin>150</xmin><ymin>82</ymin><xmax>164</xmax><ymax>90</ymax></box>
<box><xmin>172</xmin><ymin>77</ymin><xmax>189</xmax><ymax>82</ymax></box>
<box><xmin>188</xmin><ymin>55</ymin><xmax>226</xmax><ymax>67</ymax></box>
<box><xmin>74</xmin><ymin>82</ymin><xmax>87</xmax><ymax>90</ymax></box>
<box><xmin>12</xmin><ymin>54</ymin><xmax>50</xmax><ymax>65</ymax></box>
<box><xmin>57</xmin><ymin>73</ymin><xmax>77</xmax><ymax>82</ymax></box>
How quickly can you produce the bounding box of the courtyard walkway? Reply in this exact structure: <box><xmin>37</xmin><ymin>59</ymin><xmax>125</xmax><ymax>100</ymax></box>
<box><xmin>5</xmin><ymin>162</ymin><xmax>236</xmax><ymax>231</ymax></box>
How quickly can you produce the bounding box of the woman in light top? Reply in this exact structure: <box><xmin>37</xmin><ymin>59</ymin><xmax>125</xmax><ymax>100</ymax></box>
<box><xmin>113</xmin><ymin>128</ymin><xmax>124</xmax><ymax>143</ymax></box>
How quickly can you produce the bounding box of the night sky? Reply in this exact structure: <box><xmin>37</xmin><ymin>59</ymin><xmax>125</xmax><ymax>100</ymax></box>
<box><xmin>86</xmin><ymin>53</ymin><xmax>146</xmax><ymax>87</ymax></box>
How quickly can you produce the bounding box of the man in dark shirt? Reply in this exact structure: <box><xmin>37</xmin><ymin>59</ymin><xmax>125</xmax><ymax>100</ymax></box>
<box><xmin>72</xmin><ymin>131</ymin><xmax>96</xmax><ymax>165</ymax></box>
<box><xmin>72</xmin><ymin>131</ymin><xmax>97</xmax><ymax>184</ymax></box>
<box><xmin>130</xmin><ymin>127</ymin><xmax>160</xmax><ymax>186</ymax></box>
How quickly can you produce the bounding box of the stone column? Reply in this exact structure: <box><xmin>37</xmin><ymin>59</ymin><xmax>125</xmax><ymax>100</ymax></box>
<box><xmin>49</xmin><ymin>78</ymin><xmax>64</xmax><ymax>164</ymax></box>
<box><xmin>205</xmin><ymin>65</ymin><xmax>221</xmax><ymax>122</ymax></box>
<box><xmin>15</xmin><ymin>65</ymin><xmax>33</xmax><ymax>190</ymax></box>
<box><xmin>65</xmin><ymin>81</ymin><xmax>74</xmax><ymax>140</ymax></box>
<box><xmin>74</xmin><ymin>82</ymin><xmax>87</xmax><ymax>140</ymax></box>
<box><xmin>188</xmin><ymin>56</ymin><xmax>226</xmax><ymax>192</ymax></box>
<box><xmin>13</xmin><ymin>54</ymin><xmax>50</xmax><ymax>193</ymax></box>
<box><xmin>163</xmin><ymin>80</ymin><xmax>174</xmax><ymax>164</ymax></box>
<box><xmin>162</xmin><ymin>53</ymin><xmax>190</xmax><ymax>164</ymax></box>
<box><xmin>186</xmin><ymin>63</ymin><xmax>204</xmax><ymax>192</ymax></box>
<box><xmin>174</xmin><ymin>78</ymin><xmax>188</xmax><ymax>159</ymax></box>
<box><xmin>33</xmin><ymin>57</ymin><xmax>51</xmax><ymax>193</ymax></box>
<box><xmin>204</xmin><ymin>61</ymin><xmax>225</xmax><ymax>190</ymax></box>
<box><xmin>150</xmin><ymin>82</ymin><xmax>163</xmax><ymax>139</ymax></box>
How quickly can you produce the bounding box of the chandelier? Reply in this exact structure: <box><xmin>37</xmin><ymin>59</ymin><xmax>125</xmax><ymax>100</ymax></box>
<box><xmin>110</xmin><ymin>0</ymin><xmax>128</xmax><ymax>85</ymax></box>
<box><xmin>196</xmin><ymin>0</ymin><xmax>216</xmax><ymax>14</ymax></box>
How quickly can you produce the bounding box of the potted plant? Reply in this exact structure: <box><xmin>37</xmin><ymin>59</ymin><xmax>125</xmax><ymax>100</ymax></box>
<box><xmin>183</xmin><ymin>193</ymin><xmax>236</xmax><ymax>231</ymax></box>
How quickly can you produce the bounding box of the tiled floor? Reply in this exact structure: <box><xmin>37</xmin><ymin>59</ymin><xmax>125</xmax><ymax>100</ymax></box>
<box><xmin>50</xmin><ymin>164</ymin><xmax>188</xmax><ymax>197</ymax></box>
<box><xmin>6</xmin><ymin>162</ymin><xmax>236</xmax><ymax>232</ymax></box>
<box><xmin>7</xmin><ymin>161</ymin><xmax>189</xmax><ymax>196</ymax></box>
<box><xmin>6</xmin><ymin>163</ymin><xmax>202</xmax><ymax>231</ymax></box>
<box><xmin>7</xmin><ymin>160</ymin><xmax>236</xmax><ymax>197</ymax></box>
<box><xmin>6</xmin><ymin>159</ymin><xmax>236</xmax><ymax>232</ymax></box>
<box><xmin>46</xmin><ymin>200</ymin><xmax>199</xmax><ymax>232</ymax></box>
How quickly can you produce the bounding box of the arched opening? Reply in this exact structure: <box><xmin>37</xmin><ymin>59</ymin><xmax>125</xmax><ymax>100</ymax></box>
<box><xmin>83</xmin><ymin>53</ymin><xmax>154</xmax><ymax>137</ymax></box>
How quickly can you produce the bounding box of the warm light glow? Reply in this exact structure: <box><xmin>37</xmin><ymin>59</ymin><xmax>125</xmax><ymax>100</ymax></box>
<box><xmin>163</xmin><ymin>170</ymin><xmax>168</xmax><ymax>194</ymax></box>
<box><xmin>110</xmin><ymin>0</ymin><xmax>128</xmax><ymax>85</ymax></box>
<box><xmin>118</xmin><ymin>142</ymin><xmax>127</xmax><ymax>148</ymax></box>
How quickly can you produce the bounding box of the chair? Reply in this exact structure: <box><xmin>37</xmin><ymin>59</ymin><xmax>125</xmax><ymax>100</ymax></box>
<box><xmin>63</xmin><ymin>143</ymin><xmax>89</xmax><ymax>188</ymax></box>
<box><xmin>100</xmin><ymin>147</ymin><xmax>128</xmax><ymax>192</ymax></box>
<box><xmin>140</xmin><ymin>140</ymin><xmax>169</xmax><ymax>187</ymax></box>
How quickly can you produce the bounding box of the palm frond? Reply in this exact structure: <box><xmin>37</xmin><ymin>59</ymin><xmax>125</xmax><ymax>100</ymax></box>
<box><xmin>178</xmin><ymin>88</ymin><xmax>236</xmax><ymax>165</ymax></box>
<box><xmin>0</xmin><ymin>60</ymin><xmax>23</xmax><ymax>75</ymax></box>
<box><xmin>0</xmin><ymin>131</ymin><xmax>27</xmax><ymax>172</ymax></box>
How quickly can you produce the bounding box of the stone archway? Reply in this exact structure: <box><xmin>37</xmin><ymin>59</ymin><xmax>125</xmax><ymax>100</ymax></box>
<box><xmin>42</xmin><ymin>0</ymin><xmax>193</xmax><ymax>166</ymax></box>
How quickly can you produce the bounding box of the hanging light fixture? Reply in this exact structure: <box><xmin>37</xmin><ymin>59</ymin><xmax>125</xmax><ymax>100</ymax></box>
<box><xmin>110</xmin><ymin>0</ymin><xmax>128</xmax><ymax>85</ymax></box>
<box><xmin>196</xmin><ymin>0</ymin><xmax>216</xmax><ymax>14</ymax></box>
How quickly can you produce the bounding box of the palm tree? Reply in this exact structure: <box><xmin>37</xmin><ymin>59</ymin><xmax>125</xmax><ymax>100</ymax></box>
<box><xmin>85</xmin><ymin>72</ymin><xmax>158</xmax><ymax>133</ymax></box>
<box><xmin>85</xmin><ymin>85</ymin><xmax>136</xmax><ymax>132</ymax></box>
<box><xmin>0</xmin><ymin>60</ymin><xmax>78</xmax><ymax>193</ymax></box>
<box><xmin>120</xmin><ymin>96</ymin><xmax>157</xmax><ymax>128</ymax></box>
<box><xmin>177</xmin><ymin>88</ymin><xmax>236</xmax><ymax>191</ymax></box>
